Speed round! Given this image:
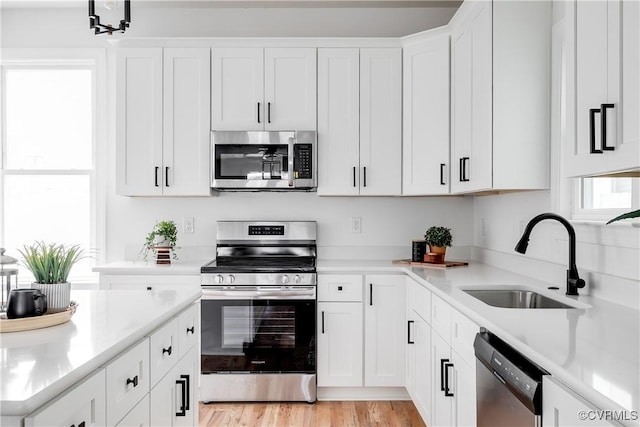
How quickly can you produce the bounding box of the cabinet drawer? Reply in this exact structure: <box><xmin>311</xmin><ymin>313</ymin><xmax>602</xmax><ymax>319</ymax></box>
<box><xmin>318</xmin><ymin>275</ymin><xmax>362</xmax><ymax>302</ymax></box>
<box><xmin>406</xmin><ymin>277</ymin><xmax>431</xmax><ymax>322</ymax></box>
<box><xmin>106</xmin><ymin>338</ymin><xmax>150</xmax><ymax>426</ymax></box>
<box><xmin>450</xmin><ymin>308</ymin><xmax>479</xmax><ymax>366</ymax></box>
<box><xmin>431</xmin><ymin>294</ymin><xmax>451</xmax><ymax>341</ymax></box>
<box><xmin>150</xmin><ymin>318</ymin><xmax>180</xmax><ymax>387</ymax></box>
<box><xmin>25</xmin><ymin>369</ymin><xmax>106</xmax><ymax>427</ymax></box>
<box><xmin>178</xmin><ymin>302</ymin><xmax>199</xmax><ymax>359</ymax></box>
<box><xmin>116</xmin><ymin>394</ymin><xmax>150</xmax><ymax>427</ymax></box>
<box><xmin>100</xmin><ymin>274</ymin><xmax>200</xmax><ymax>291</ymax></box>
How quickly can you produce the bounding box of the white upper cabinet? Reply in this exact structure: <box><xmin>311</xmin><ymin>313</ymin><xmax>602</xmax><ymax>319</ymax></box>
<box><xmin>568</xmin><ymin>0</ymin><xmax>639</xmax><ymax>176</ymax></box>
<box><xmin>116</xmin><ymin>48</ymin><xmax>211</xmax><ymax>196</ymax></box>
<box><xmin>450</xmin><ymin>0</ymin><xmax>551</xmax><ymax>194</ymax></box>
<box><xmin>211</xmin><ymin>47</ymin><xmax>316</xmax><ymax>131</ymax></box>
<box><xmin>403</xmin><ymin>31</ymin><xmax>451</xmax><ymax>195</ymax></box>
<box><xmin>317</xmin><ymin>48</ymin><xmax>401</xmax><ymax>196</ymax></box>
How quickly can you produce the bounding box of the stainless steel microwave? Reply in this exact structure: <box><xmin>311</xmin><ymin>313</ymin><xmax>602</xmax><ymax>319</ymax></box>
<box><xmin>211</xmin><ymin>131</ymin><xmax>316</xmax><ymax>191</ymax></box>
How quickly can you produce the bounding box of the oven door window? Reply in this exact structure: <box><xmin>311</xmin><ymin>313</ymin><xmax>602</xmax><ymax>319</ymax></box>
<box><xmin>201</xmin><ymin>299</ymin><xmax>315</xmax><ymax>373</ymax></box>
<box><xmin>215</xmin><ymin>144</ymin><xmax>289</xmax><ymax>180</ymax></box>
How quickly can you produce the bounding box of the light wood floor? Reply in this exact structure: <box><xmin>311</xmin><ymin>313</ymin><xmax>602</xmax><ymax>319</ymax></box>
<box><xmin>199</xmin><ymin>401</ymin><xmax>426</xmax><ymax>427</ymax></box>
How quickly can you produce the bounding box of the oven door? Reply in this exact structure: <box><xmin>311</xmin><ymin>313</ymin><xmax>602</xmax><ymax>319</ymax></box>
<box><xmin>201</xmin><ymin>286</ymin><xmax>316</xmax><ymax>374</ymax></box>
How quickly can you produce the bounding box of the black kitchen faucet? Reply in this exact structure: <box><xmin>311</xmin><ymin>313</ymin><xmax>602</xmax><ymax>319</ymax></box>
<box><xmin>515</xmin><ymin>213</ymin><xmax>586</xmax><ymax>296</ymax></box>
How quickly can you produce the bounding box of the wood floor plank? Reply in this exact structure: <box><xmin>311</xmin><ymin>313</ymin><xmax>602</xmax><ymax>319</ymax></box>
<box><xmin>199</xmin><ymin>401</ymin><xmax>425</xmax><ymax>427</ymax></box>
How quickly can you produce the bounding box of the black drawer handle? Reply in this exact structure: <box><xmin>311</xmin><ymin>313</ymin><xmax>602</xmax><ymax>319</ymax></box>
<box><xmin>176</xmin><ymin>378</ymin><xmax>187</xmax><ymax>416</ymax></box>
<box><xmin>444</xmin><ymin>362</ymin><xmax>454</xmax><ymax>397</ymax></box>
<box><xmin>461</xmin><ymin>157</ymin><xmax>470</xmax><ymax>182</ymax></box>
<box><xmin>440</xmin><ymin>358</ymin><xmax>448</xmax><ymax>391</ymax></box>
<box><xmin>369</xmin><ymin>283</ymin><xmax>373</xmax><ymax>306</ymax></box>
<box><xmin>363</xmin><ymin>167</ymin><xmax>367</xmax><ymax>187</ymax></box>
<box><xmin>440</xmin><ymin>163</ymin><xmax>446</xmax><ymax>185</ymax></box>
<box><xmin>257</xmin><ymin>102</ymin><xmax>261</xmax><ymax>124</ymax></box>
<box><xmin>126</xmin><ymin>375</ymin><xmax>138</xmax><ymax>388</ymax></box>
<box><xmin>407</xmin><ymin>320</ymin><xmax>414</xmax><ymax>344</ymax></box>
<box><xmin>165</xmin><ymin>166</ymin><xmax>169</xmax><ymax>187</ymax></box>
<box><xmin>186</xmin><ymin>326</ymin><xmax>195</xmax><ymax>334</ymax></box>
<box><xmin>181</xmin><ymin>374</ymin><xmax>190</xmax><ymax>411</ymax></box>
<box><xmin>268</xmin><ymin>102</ymin><xmax>271</xmax><ymax>123</ymax></box>
<box><xmin>601</xmin><ymin>103</ymin><xmax>615</xmax><ymax>151</ymax></box>
<box><xmin>146</xmin><ymin>286</ymin><xmax>152</xmax><ymax>291</ymax></box>
<box><xmin>353</xmin><ymin>166</ymin><xmax>356</xmax><ymax>187</ymax></box>
<box><xmin>590</xmin><ymin>108</ymin><xmax>603</xmax><ymax>153</ymax></box>
<box><xmin>154</xmin><ymin>167</ymin><xmax>160</xmax><ymax>187</ymax></box>
<box><xmin>162</xmin><ymin>345</ymin><xmax>172</xmax><ymax>356</ymax></box>
<box><xmin>321</xmin><ymin>311</ymin><xmax>325</xmax><ymax>334</ymax></box>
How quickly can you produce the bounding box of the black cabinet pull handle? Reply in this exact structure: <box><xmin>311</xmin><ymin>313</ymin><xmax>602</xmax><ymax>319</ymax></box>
<box><xmin>353</xmin><ymin>167</ymin><xmax>356</xmax><ymax>187</ymax></box>
<box><xmin>459</xmin><ymin>158</ymin><xmax>463</xmax><ymax>182</ymax></box>
<box><xmin>175</xmin><ymin>378</ymin><xmax>187</xmax><ymax>416</ymax></box>
<box><xmin>165</xmin><ymin>167</ymin><xmax>169</xmax><ymax>187</ymax></box>
<box><xmin>257</xmin><ymin>102</ymin><xmax>261</xmax><ymax>123</ymax></box>
<box><xmin>187</xmin><ymin>326</ymin><xmax>195</xmax><ymax>334</ymax></box>
<box><xmin>590</xmin><ymin>108</ymin><xmax>603</xmax><ymax>153</ymax></box>
<box><xmin>181</xmin><ymin>374</ymin><xmax>190</xmax><ymax>411</ymax></box>
<box><xmin>146</xmin><ymin>286</ymin><xmax>152</xmax><ymax>291</ymax></box>
<box><xmin>601</xmin><ymin>103</ymin><xmax>615</xmax><ymax>151</ymax></box>
<box><xmin>444</xmin><ymin>362</ymin><xmax>454</xmax><ymax>397</ymax></box>
<box><xmin>407</xmin><ymin>320</ymin><xmax>414</xmax><ymax>344</ymax></box>
<box><xmin>369</xmin><ymin>283</ymin><xmax>373</xmax><ymax>306</ymax></box>
<box><xmin>461</xmin><ymin>157</ymin><xmax>470</xmax><ymax>182</ymax></box>
<box><xmin>154</xmin><ymin>166</ymin><xmax>159</xmax><ymax>187</ymax></box>
<box><xmin>321</xmin><ymin>311</ymin><xmax>325</xmax><ymax>334</ymax></box>
<box><xmin>363</xmin><ymin>167</ymin><xmax>367</xmax><ymax>187</ymax></box>
<box><xmin>126</xmin><ymin>375</ymin><xmax>138</xmax><ymax>388</ymax></box>
<box><xmin>440</xmin><ymin>358</ymin><xmax>448</xmax><ymax>391</ymax></box>
<box><xmin>268</xmin><ymin>102</ymin><xmax>271</xmax><ymax>123</ymax></box>
<box><xmin>440</xmin><ymin>163</ymin><xmax>446</xmax><ymax>185</ymax></box>
<box><xmin>162</xmin><ymin>345</ymin><xmax>172</xmax><ymax>356</ymax></box>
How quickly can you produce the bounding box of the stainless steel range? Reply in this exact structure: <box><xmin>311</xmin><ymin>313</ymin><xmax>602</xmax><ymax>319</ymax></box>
<box><xmin>200</xmin><ymin>221</ymin><xmax>317</xmax><ymax>403</ymax></box>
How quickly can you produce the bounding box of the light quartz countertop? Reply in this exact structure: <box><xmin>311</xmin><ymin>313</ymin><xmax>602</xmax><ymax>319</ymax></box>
<box><xmin>0</xmin><ymin>288</ymin><xmax>201</xmax><ymax>418</ymax></box>
<box><xmin>92</xmin><ymin>259</ymin><xmax>209</xmax><ymax>275</ymax></box>
<box><xmin>92</xmin><ymin>258</ymin><xmax>640</xmax><ymax>420</ymax></box>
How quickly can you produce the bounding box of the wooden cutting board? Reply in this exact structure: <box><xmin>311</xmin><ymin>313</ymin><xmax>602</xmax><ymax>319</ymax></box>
<box><xmin>392</xmin><ymin>259</ymin><xmax>469</xmax><ymax>269</ymax></box>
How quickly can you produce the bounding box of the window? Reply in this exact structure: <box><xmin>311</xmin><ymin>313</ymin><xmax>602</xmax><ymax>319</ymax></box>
<box><xmin>1</xmin><ymin>59</ymin><xmax>101</xmax><ymax>284</ymax></box>
<box><xmin>573</xmin><ymin>177</ymin><xmax>640</xmax><ymax>222</ymax></box>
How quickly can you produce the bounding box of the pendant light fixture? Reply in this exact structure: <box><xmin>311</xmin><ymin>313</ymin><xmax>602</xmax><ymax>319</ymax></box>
<box><xmin>88</xmin><ymin>0</ymin><xmax>131</xmax><ymax>35</ymax></box>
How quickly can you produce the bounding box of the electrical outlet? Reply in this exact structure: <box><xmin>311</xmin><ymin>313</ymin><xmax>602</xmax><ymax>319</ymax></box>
<box><xmin>184</xmin><ymin>217</ymin><xmax>195</xmax><ymax>234</ymax></box>
<box><xmin>351</xmin><ymin>217</ymin><xmax>362</xmax><ymax>233</ymax></box>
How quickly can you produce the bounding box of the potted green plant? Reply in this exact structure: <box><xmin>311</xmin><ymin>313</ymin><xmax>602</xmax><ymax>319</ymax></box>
<box><xmin>18</xmin><ymin>242</ymin><xmax>86</xmax><ymax>313</ymax></box>
<box><xmin>424</xmin><ymin>226</ymin><xmax>453</xmax><ymax>259</ymax></box>
<box><xmin>141</xmin><ymin>220</ymin><xmax>178</xmax><ymax>262</ymax></box>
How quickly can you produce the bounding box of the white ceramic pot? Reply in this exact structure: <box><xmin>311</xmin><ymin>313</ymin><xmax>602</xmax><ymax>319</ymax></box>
<box><xmin>32</xmin><ymin>282</ymin><xmax>70</xmax><ymax>313</ymax></box>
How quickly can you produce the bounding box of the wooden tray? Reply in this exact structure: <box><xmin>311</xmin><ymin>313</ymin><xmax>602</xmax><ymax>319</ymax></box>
<box><xmin>392</xmin><ymin>259</ymin><xmax>469</xmax><ymax>269</ymax></box>
<box><xmin>0</xmin><ymin>302</ymin><xmax>78</xmax><ymax>333</ymax></box>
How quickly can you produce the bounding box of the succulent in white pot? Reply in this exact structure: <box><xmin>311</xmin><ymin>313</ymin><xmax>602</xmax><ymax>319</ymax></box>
<box><xmin>18</xmin><ymin>242</ymin><xmax>86</xmax><ymax>313</ymax></box>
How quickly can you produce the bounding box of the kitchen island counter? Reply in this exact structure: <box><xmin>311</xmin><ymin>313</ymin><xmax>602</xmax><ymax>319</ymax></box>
<box><xmin>0</xmin><ymin>288</ymin><xmax>201</xmax><ymax>420</ymax></box>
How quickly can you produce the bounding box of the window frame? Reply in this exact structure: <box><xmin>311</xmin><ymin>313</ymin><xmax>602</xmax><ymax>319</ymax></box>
<box><xmin>572</xmin><ymin>177</ymin><xmax>640</xmax><ymax>222</ymax></box>
<box><xmin>0</xmin><ymin>49</ymin><xmax>106</xmax><ymax>285</ymax></box>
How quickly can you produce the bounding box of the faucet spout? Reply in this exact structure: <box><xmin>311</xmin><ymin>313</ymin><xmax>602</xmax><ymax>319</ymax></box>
<box><xmin>514</xmin><ymin>213</ymin><xmax>585</xmax><ymax>296</ymax></box>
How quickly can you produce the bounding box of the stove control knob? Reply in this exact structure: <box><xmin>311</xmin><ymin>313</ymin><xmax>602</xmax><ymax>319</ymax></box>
<box><xmin>228</xmin><ymin>275</ymin><xmax>235</xmax><ymax>284</ymax></box>
<box><xmin>294</xmin><ymin>275</ymin><xmax>301</xmax><ymax>284</ymax></box>
<box><xmin>215</xmin><ymin>275</ymin><xmax>224</xmax><ymax>284</ymax></box>
<box><xmin>281</xmin><ymin>275</ymin><xmax>290</xmax><ymax>284</ymax></box>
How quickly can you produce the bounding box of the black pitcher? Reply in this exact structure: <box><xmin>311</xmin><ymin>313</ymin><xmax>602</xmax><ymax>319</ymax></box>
<box><xmin>6</xmin><ymin>288</ymin><xmax>47</xmax><ymax>319</ymax></box>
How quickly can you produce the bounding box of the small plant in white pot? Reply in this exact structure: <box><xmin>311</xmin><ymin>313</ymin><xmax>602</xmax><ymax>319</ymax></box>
<box><xmin>141</xmin><ymin>220</ymin><xmax>178</xmax><ymax>262</ymax></box>
<box><xmin>19</xmin><ymin>242</ymin><xmax>86</xmax><ymax>313</ymax></box>
<box><xmin>424</xmin><ymin>226</ymin><xmax>453</xmax><ymax>261</ymax></box>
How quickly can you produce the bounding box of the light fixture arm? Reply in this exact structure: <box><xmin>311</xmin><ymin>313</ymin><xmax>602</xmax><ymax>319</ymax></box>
<box><xmin>88</xmin><ymin>0</ymin><xmax>131</xmax><ymax>35</ymax></box>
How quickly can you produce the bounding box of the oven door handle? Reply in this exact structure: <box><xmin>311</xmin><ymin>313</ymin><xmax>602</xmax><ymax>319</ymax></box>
<box><xmin>202</xmin><ymin>287</ymin><xmax>316</xmax><ymax>300</ymax></box>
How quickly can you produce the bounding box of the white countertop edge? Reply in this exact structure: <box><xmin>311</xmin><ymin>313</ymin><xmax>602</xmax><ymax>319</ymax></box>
<box><xmin>0</xmin><ymin>289</ymin><xmax>202</xmax><ymax>416</ymax></box>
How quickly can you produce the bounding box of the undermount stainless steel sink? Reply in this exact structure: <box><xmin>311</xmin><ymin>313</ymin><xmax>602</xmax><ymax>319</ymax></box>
<box><xmin>463</xmin><ymin>289</ymin><xmax>576</xmax><ymax>309</ymax></box>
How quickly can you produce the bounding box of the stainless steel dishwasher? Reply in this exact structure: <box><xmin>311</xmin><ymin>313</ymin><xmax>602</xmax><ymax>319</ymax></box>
<box><xmin>474</xmin><ymin>331</ymin><xmax>547</xmax><ymax>427</ymax></box>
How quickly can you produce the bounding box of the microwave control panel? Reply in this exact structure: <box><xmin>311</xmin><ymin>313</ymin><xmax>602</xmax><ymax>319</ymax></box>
<box><xmin>294</xmin><ymin>144</ymin><xmax>313</xmax><ymax>179</ymax></box>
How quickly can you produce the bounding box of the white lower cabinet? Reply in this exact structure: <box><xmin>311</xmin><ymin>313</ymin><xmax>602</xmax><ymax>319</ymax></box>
<box><xmin>116</xmin><ymin>395</ymin><xmax>149</xmax><ymax>427</ymax></box>
<box><xmin>543</xmin><ymin>376</ymin><xmax>622</xmax><ymax>427</ymax></box>
<box><xmin>98</xmin><ymin>274</ymin><xmax>201</xmax><ymax>292</ymax></box>
<box><xmin>24</xmin><ymin>369</ymin><xmax>106</xmax><ymax>427</ymax></box>
<box><xmin>150</xmin><ymin>346</ymin><xmax>199</xmax><ymax>427</ymax></box>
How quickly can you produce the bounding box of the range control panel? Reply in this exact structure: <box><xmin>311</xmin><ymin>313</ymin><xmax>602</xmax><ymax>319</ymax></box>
<box><xmin>248</xmin><ymin>225</ymin><xmax>285</xmax><ymax>236</ymax></box>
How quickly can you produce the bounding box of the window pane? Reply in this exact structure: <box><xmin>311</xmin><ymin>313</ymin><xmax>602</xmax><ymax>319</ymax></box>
<box><xmin>4</xmin><ymin>175</ymin><xmax>93</xmax><ymax>282</ymax></box>
<box><xmin>582</xmin><ymin>177</ymin><xmax>633</xmax><ymax>209</ymax></box>
<box><xmin>5</xmin><ymin>69</ymin><xmax>92</xmax><ymax>169</ymax></box>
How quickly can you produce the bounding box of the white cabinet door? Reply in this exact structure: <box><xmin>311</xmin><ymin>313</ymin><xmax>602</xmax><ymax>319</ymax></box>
<box><xmin>317</xmin><ymin>302</ymin><xmax>363</xmax><ymax>387</ymax></box>
<box><xmin>150</xmin><ymin>347</ymin><xmax>198</xmax><ymax>427</ymax></box>
<box><xmin>403</xmin><ymin>34</ymin><xmax>450</xmax><ymax>195</ymax></box>
<box><xmin>116</xmin><ymin>48</ymin><xmax>163</xmax><ymax>196</ymax></box>
<box><xmin>413</xmin><ymin>313</ymin><xmax>432</xmax><ymax>426</ymax></box>
<box><xmin>25</xmin><ymin>369</ymin><xmax>106</xmax><ymax>427</ymax></box>
<box><xmin>451</xmin><ymin>350</ymin><xmax>476</xmax><ymax>427</ymax></box>
<box><xmin>431</xmin><ymin>330</ymin><xmax>453</xmax><ymax>427</ymax></box>
<box><xmin>99</xmin><ymin>274</ymin><xmax>201</xmax><ymax>292</ymax></box>
<box><xmin>264</xmin><ymin>48</ymin><xmax>317</xmax><ymax>131</ymax></box>
<box><xmin>364</xmin><ymin>274</ymin><xmax>405</xmax><ymax>386</ymax></box>
<box><xmin>359</xmin><ymin>48</ymin><xmax>402</xmax><ymax>196</ymax></box>
<box><xmin>162</xmin><ymin>48</ymin><xmax>210</xmax><ymax>196</ymax></box>
<box><xmin>149</xmin><ymin>318</ymin><xmax>180</xmax><ymax>387</ymax></box>
<box><xmin>177</xmin><ymin>302</ymin><xmax>199</xmax><ymax>359</ymax></box>
<box><xmin>211</xmin><ymin>47</ymin><xmax>264</xmax><ymax>131</ymax></box>
<box><xmin>542</xmin><ymin>376</ymin><xmax>621</xmax><ymax>427</ymax></box>
<box><xmin>116</xmin><ymin>395</ymin><xmax>149</xmax><ymax>427</ymax></box>
<box><xmin>317</xmin><ymin>48</ymin><xmax>360</xmax><ymax>196</ymax></box>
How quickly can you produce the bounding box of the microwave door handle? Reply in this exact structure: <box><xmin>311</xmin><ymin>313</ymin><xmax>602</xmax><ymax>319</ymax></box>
<box><xmin>288</xmin><ymin>138</ymin><xmax>295</xmax><ymax>187</ymax></box>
